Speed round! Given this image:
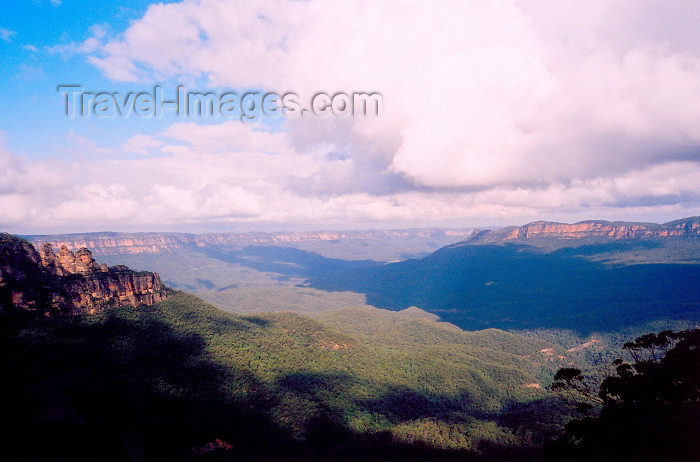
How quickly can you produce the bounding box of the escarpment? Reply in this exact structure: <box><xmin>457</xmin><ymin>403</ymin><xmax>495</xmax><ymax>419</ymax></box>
<box><xmin>461</xmin><ymin>217</ymin><xmax>700</xmax><ymax>245</ymax></box>
<box><xmin>0</xmin><ymin>233</ymin><xmax>167</xmax><ymax>315</ymax></box>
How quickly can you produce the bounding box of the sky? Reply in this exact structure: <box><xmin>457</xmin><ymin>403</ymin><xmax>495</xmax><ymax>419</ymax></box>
<box><xmin>1</xmin><ymin>0</ymin><xmax>700</xmax><ymax>234</ymax></box>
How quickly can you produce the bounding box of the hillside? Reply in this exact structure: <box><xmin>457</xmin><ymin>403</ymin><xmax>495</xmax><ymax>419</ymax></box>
<box><xmin>21</xmin><ymin>218</ymin><xmax>700</xmax><ymax>323</ymax></box>
<box><xmin>0</xmin><ymin>231</ymin><xmax>576</xmax><ymax>459</ymax></box>
<box><xmin>1</xmin><ymin>292</ymin><xmax>575</xmax><ymax>460</ymax></box>
<box><xmin>461</xmin><ymin>217</ymin><xmax>700</xmax><ymax>249</ymax></box>
<box><xmin>309</xmin><ymin>241</ymin><xmax>700</xmax><ymax>333</ymax></box>
<box><xmin>14</xmin><ymin>218</ymin><xmax>700</xmax><ymax>334</ymax></box>
<box><xmin>3</xmin><ymin>224</ymin><xmax>698</xmax><ymax>459</ymax></box>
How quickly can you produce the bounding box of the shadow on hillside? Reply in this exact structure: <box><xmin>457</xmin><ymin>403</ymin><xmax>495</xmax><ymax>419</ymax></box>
<box><xmin>360</xmin><ymin>385</ymin><xmax>464</xmax><ymax>422</ymax></box>
<box><xmin>272</xmin><ymin>370</ymin><xmax>552</xmax><ymax>461</ymax></box>
<box><xmin>0</xmin><ymin>307</ymin><xmax>540</xmax><ymax>461</ymax></box>
<box><xmin>305</xmin><ymin>243</ymin><xmax>700</xmax><ymax>334</ymax></box>
<box><xmin>0</xmin><ymin>307</ymin><xmax>285</xmax><ymax>461</ymax></box>
<box><xmin>550</xmin><ymin>239</ymin><xmax>664</xmax><ymax>257</ymax></box>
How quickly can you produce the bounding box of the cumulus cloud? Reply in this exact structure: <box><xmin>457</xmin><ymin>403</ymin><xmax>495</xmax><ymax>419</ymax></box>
<box><xmin>3</xmin><ymin>0</ymin><xmax>700</xmax><ymax>232</ymax></box>
<box><xmin>82</xmin><ymin>1</ymin><xmax>700</xmax><ymax>184</ymax></box>
<box><xmin>46</xmin><ymin>24</ymin><xmax>109</xmax><ymax>56</ymax></box>
<box><xmin>2</xmin><ymin>129</ymin><xmax>699</xmax><ymax>233</ymax></box>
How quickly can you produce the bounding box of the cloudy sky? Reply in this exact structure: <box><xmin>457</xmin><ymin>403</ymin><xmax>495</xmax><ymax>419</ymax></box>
<box><xmin>1</xmin><ymin>0</ymin><xmax>700</xmax><ymax>233</ymax></box>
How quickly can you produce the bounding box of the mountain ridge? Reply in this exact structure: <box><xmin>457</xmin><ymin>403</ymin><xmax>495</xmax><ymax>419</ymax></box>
<box><xmin>24</xmin><ymin>228</ymin><xmax>473</xmax><ymax>260</ymax></box>
<box><xmin>459</xmin><ymin>216</ymin><xmax>700</xmax><ymax>246</ymax></box>
<box><xmin>23</xmin><ymin>217</ymin><xmax>700</xmax><ymax>259</ymax></box>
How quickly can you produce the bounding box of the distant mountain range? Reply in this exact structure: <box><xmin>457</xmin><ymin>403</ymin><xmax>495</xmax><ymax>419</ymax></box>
<box><xmin>461</xmin><ymin>216</ymin><xmax>700</xmax><ymax>246</ymax></box>
<box><xmin>3</xmin><ymin>219</ymin><xmax>697</xmax><ymax>459</ymax></box>
<box><xmin>24</xmin><ymin>228</ymin><xmax>474</xmax><ymax>261</ymax></box>
<box><xmin>306</xmin><ymin>217</ymin><xmax>700</xmax><ymax>333</ymax></box>
<box><xmin>11</xmin><ymin>216</ymin><xmax>700</xmax><ymax>333</ymax></box>
<box><xmin>23</xmin><ymin>217</ymin><xmax>700</xmax><ymax>260</ymax></box>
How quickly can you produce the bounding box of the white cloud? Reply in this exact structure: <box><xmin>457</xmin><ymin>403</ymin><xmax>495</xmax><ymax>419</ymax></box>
<box><xmin>46</xmin><ymin>24</ymin><xmax>109</xmax><ymax>56</ymax></box>
<box><xmin>122</xmin><ymin>134</ymin><xmax>164</xmax><ymax>156</ymax></box>
<box><xmin>1</xmin><ymin>128</ymin><xmax>699</xmax><ymax>233</ymax></box>
<box><xmin>161</xmin><ymin>122</ymin><xmax>288</xmax><ymax>154</ymax></box>
<box><xmin>4</xmin><ymin>0</ymin><xmax>700</xmax><ymax>232</ymax></box>
<box><xmin>0</xmin><ymin>28</ymin><xmax>16</xmax><ymax>43</ymax></box>
<box><xmin>81</xmin><ymin>0</ymin><xmax>700</xmax><ymax>188</ymax></box>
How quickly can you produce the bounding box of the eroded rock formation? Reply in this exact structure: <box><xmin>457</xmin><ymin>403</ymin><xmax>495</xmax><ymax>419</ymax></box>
<box><xmin>1</xmin><ymin>233</ymin><xmax>167</xmax><ymax>315</ymax></box>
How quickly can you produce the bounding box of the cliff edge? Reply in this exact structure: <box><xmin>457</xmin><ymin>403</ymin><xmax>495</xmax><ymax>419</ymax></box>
<box><xmin>460</xmin><ymin>217</ymin><xmax>700</xmax><ymax>245</ymax></box>
<box><xmin>0</xmin><ymin>233</ymin><xmax>167</xmax><ymax>315</ymax></box>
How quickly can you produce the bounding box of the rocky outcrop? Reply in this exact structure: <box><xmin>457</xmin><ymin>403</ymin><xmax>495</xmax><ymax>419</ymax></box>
<box><xmin>462</xmin><ymin>217</ymin><xmax>700</xmax><ymax>245</ymax></box>
<box><xmin>39</xmin><ymin>243</ymin><xmax>108</xmax><ymax>276</ymax></box>
<box><xmin>1</xmin><ymin>233</ymin><xmax>167</xmax><ymax>315</ymax></box>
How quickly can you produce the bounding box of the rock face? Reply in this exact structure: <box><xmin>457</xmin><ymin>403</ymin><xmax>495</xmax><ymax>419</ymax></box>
<box><xmin>1</xmin><ymin>233</ymin><xmax>166</xmax><ymax>315</ymax></box>
<box><xmin>462</xmin><ymin>217</ymin><xmax>700</xmax><ymax>245</ymax></box>
<box><xmin>39</xmin><ymin>243</ymin><xmax>106</xmax><ymax>276</ymax></box>
<box><xmin>27</xmin><ymin>229</ymin><xmax>474</xmax><ymax>256</ymax></box>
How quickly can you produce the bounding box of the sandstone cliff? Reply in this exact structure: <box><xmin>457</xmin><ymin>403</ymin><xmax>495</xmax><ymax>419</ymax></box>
<box><xmin>0</xmin><ymin>233</ymin><xmax>166</xmax><ymax>315</ymax></box>
<box><xmin>27</xmin><ymin>229</ymin><xmax>473</xmax><ymax>256</ymax></box>
<box><xmin>462</xmin><ymin>217</ymin><xmax>700</xmax><ymax>245</ymax></box>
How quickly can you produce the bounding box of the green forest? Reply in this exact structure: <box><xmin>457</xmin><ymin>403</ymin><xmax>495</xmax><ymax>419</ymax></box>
<box><xmin>2</xmin><ymin>291</ymin><xmax>697</xmax><ymax>460</ymax></box>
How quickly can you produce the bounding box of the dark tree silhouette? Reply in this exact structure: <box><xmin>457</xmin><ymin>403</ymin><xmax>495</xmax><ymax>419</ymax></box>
<box><xmin>547</xmin><ymin>329</ymin><xmax>700</xmax><ymax>461</ymax></box>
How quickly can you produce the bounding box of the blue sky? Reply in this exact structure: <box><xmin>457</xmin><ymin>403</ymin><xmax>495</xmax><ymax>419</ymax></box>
<box><xmin>1</xmin><ymin>0</ymin><xmax>700</xmax><ymax>234</ymax></box>
<box><xmin>1</xmin><ymin>1</ymin><xmax>180</xmax><ymax>159</ymax></box>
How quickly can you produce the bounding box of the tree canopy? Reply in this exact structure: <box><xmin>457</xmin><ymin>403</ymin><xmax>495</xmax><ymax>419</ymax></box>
<box><xmin>547</xmin><ymin>329</ymin><xmax>700</xmax><ymax>461</ymax></box>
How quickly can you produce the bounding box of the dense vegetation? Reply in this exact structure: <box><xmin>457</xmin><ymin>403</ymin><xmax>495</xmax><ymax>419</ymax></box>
<box><xmin>1</xmin><ymin>293</ymin><xmax>576</xmax><ymax>461</ymax></box>
<box><xmin>96</xmin><ymin>245</ymin><xmax>382</xmax><ymax>292</ymax></box>
<box><xmin>547</xmin><ymin>329</ymin><xmax>700</xmax><ymax>461</ymax></box>
<box><xmin>199</xmin><ymin>286</ymin><xmax>368</xmax><ymax>316</ymax></box>
<box><xmin>4</xmin><ymin>232</ymin><xmax>698</xmax><ymax>460</ymax></box>
<box><xmin>309</xmin><ymin>243</ymin><xmax>700</xmax><ymax>333</ymax></box>
<box><xmin>92</xmin><ymin>236</ymin><xmax>700</xmax><ymax>337</ymax></box>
